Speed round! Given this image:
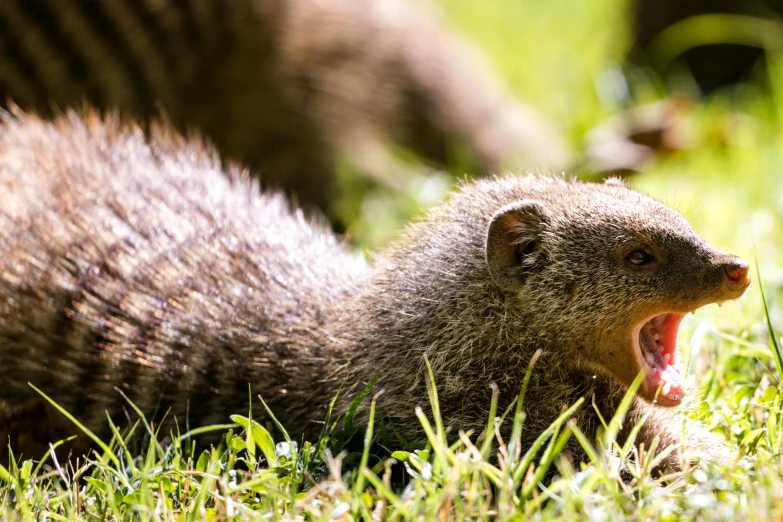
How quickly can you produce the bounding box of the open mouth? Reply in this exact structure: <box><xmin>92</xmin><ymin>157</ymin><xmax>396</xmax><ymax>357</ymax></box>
<box><xmin>635</xmin><ymin>313</ymin><xmax>687</xmax><ymax>404</ymax></box>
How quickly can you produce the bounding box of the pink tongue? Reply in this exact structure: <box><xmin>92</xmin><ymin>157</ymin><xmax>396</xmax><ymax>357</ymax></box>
<box><xmin>646</xmin><ymin>313</ymin><xmax>687</xmax><ymax>401</ymax></box>
<box><xmin>657</xmin><ymin>313</ymin><xmax>685</xmax><ymax>357</ymax></box>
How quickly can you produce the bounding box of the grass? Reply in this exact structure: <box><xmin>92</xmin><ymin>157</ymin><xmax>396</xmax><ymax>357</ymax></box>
<box><xmin>3</xmin><ymin>324</ymin><xmax>783</xmax><ymax>520</ymax></box>
<box><xmin>5</xmin><ymin>0</ymin><xmax>783</xmax><ymax>519</ymax></box>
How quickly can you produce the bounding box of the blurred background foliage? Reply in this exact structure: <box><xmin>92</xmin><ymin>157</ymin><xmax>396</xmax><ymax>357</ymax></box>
<box><xmin>338</xmin><ymin>0</ymin><xmax>773</xmax><ymax>241</ymax></box>
<box><xmin>334</xmin><ymin>0</ymin><xmax>783</xmax><ymax>329</ymax></box>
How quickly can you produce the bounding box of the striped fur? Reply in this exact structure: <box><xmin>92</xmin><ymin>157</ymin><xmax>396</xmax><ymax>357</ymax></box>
<box><xmin>0</xmin><ymin>0</ymin><xmax>569</xmax><ymax>212</ymax></box>
<box><xmin>0</xmin><ymin>110</ymin><xmax>367</xmax><ymax>458</ymax></box>
<box><xmin>0</xmin><ymin>112</ymin><xmax>740</xmax><ymax>472</ymax></box>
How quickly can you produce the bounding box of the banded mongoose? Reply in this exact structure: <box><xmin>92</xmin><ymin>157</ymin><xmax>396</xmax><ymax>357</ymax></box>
<box><xmin>0</xmin><ymin>0</ymin><xmax>568</xmax><ymax>213</ymax></box>
<box><xmin>0</xmin><ymin>111</ymin><xmax>749</xmax><ymax>472</ymax></box>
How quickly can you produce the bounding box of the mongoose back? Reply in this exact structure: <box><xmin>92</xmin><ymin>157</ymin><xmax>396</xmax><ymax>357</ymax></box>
<box><xmin>0</xmin><ymin>111</ymin><xmax>749</xmax><ymax>471</ymax></box>
<box><xmin>0</xmin><ymin>0</ymin><xmax>567</xmax><ymax>212</ymax></box>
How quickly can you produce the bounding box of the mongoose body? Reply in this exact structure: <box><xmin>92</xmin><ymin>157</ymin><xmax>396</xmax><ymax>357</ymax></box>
<box><xmin>0</xmin><ymin>112</ymin><xmax>749</xmax><ymax>470</ymax></box>
<box><xmin>0</xmin><ymin>0</ymin><xmax>567</xmax><ymax>212</ymax></box>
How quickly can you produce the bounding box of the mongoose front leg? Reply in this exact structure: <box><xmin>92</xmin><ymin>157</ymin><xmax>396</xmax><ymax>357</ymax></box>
<box><xmin>623</xmin><ymin>399</ymin><xmax>732</xmax><ymax>475</ymax></box>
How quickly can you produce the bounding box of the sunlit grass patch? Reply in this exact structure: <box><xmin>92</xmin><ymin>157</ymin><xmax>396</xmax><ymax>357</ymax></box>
<box><xmin>3</xmin><ymin>329</ymin><xmax>783</xmax><ymax>521</ymax></box>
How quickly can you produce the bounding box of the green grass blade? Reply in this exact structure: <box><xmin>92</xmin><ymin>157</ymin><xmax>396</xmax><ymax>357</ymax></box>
<box><xmin>112</xmin><ymin>387</ymin><xmax>166</xmax><ymax>457</ymax></box>
<box><xmin>603</xmin><ymin>371</ymin><xmax>645</xmax><ymax>446</ymax></box>
<box><xmin>362</xmin><ymin>468</ymin><xmax>412</xmax><ymax>518</ymax></box>
<box><xmin>479</xmin><ymin>382</ymin><xmax>500</xmax><ymax>457</ymax></box>
<box><xmin>423</xmin><ymin>357</ymin><xmax>447</xmax><ymax>445</ymax></box>
<box><xmin>177</xmin><ymin>423</ymin><xmax>238</xmax><ymax>441</ymax></box>
<box><xmin>231</xmin><ymin>415</ymin><xmax>278</xmax><ymax>468</ymax></box>
<box><xmin>246</xmin><ymin>385</ymin><xmax>256</xmax><ymax>463</ymax></box>
<box><xmin>344</xmin><ymin>371</ymin><xmax>382</xmax><ymax>440</ymax></box>
<box><xmin>522</xmin><ymin>423</ymin><xmax>575</xmax><ymax>497</ymax></box>
<box><xmin>316</xmin><ymin>387</ymin><xmax>341</xmax><ymax>458</ymax></box>
<box><xmin>513</xmin><ymin>397</ymin><xmax>584</xmax><ymax>484</ymax></box>
<box><xmin>352</xmin><ymin>393</ymin><xmax>379</xmax><ymax>500</ymax></box>
<box><xmin>508</xmin><ymin>350</ymin><xmax>543</xmax><ymax>462</ymax></box>
<box><xmin>106</xmin><ymin>415</ymin><xmax>139</xmax><ymax>475</ymax></box>
<box><xmin>28</xmin><ymin>383</ymin><xmax>119</xmax><ymax>467</ymax></box>
<box><xmin>755</xmin><ymin>255</ymin><xmax>783</xmax><ymax>383</ymax></box>
<box><xmin>569</xmin><ymin>424</ymin><xmax>602</xmax><ymax>466</ymax></box>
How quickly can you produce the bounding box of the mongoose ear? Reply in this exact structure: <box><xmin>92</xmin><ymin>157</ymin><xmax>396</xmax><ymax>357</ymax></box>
<box><xmin>603</xmin><ymin>177</ymin><xmax>626</xmax><ymax>187</ymax></box>
<box><xmin>485</xmin><ymin>200</ymin><xmax>549</xmax><ymax>290</ymax></box>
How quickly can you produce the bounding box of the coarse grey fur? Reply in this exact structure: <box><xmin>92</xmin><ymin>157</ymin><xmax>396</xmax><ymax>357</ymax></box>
<box><xmin>0</xmin><ymin>112</ymin><xmax>746</xmax><ymax>472</ymax></box>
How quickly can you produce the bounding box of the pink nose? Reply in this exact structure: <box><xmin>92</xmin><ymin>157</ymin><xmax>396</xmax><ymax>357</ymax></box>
<box><xmin>723</xmin><ymin>260</ymin><xmax>750</xmax><ymax>291</ymax></box>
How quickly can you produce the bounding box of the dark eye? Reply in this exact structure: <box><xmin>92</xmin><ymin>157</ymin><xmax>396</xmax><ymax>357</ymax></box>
<box><xmin>625</xmin><ymin>249</ymin><xmax>656</xmax><ymax>267</ymax></box>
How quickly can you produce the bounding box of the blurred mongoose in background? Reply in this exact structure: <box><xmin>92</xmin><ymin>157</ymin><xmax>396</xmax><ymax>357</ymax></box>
<box><xmin>0</xmin><ymin>0</ymin><xmax>568</xmax><ymax>214</ymax></box>
<box><xmin>0</xmin><ymin>111</ymin><xmax>749</xmax><ymax>472</ymax></box>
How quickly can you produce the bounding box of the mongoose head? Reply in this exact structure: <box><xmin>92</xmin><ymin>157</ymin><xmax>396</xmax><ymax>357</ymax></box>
<box><xmin>484</xmin><ymin>177</ymin><xmax>750</xmax><ymax>406</ymax></box>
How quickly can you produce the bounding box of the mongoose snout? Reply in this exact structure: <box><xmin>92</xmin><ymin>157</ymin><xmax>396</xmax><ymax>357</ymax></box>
<box><xmin>629</xmin><ymin>252</ymin><xmax>749</xmax><ymax>407</ymax></box>
<box><xmin>626</xmin><ymin>250</ymin><xmax>749</xmax><ymax>406</ymax></box>
<box><xmin>606</xmin><ymin>250</ymin><xmax>750</xmax><ymax>408</ymax></box>
<box><xmin>723</xmin><ymin>258</ymin><xmax>750</xmax><ymax>292</ymax></box>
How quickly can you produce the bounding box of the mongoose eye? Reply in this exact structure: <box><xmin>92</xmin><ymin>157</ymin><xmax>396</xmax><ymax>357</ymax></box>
<box><xmin>625</xmin><ymin>249</ymin><xmax>656</xmax><ymax>267</ymax></box>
